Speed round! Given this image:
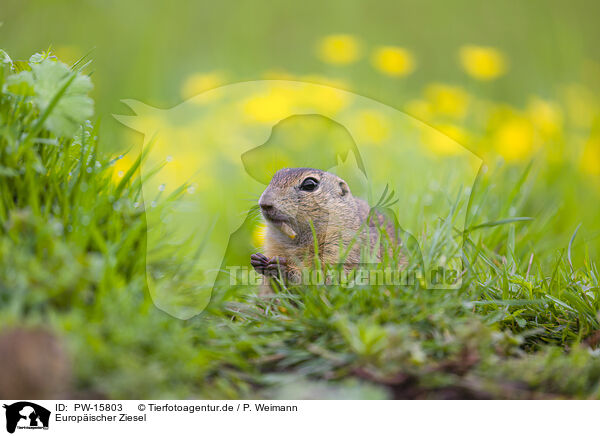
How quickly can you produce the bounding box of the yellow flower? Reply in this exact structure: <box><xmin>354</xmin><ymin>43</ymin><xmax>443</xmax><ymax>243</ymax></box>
<box><xmin>423</xmin><ymin>124</ymin><xmax>469</xmax><ymax>155</ymax></box>
<box><xmin>581</xmin><ymin>136</ymin><xmax>600</xmax><ymax>175</ymax></box>
<box><xmin>425</xmin><ymin>83</ymin><xmax>470</xmax><ymax>119</ymax></box>
<box><xmin>353</xmin><ymin>110</ymin><xmax>391</xmax><ymax>144</ymax></box>
<box><xmin>317</xmin><ymin>34</ymin><xmax>362</xmax><ymax>65</ymax></box>
<box><xmin>299</xmin><ymin>82</ymin><xmax>349</xmax><ymax>114</ymax></box>
<box><xmin>242</xmin><ymin>89</ymin><xmax>293</xmax><ymax>123</ymax></box>
<box><xmin>243</xmin><ymin>83</ymin><xmax>349</xmax><ymax>124</ymax></box>
<box><xmin>110</xmin><ymin>153</ymin><xmax>137</xmax><ymax>183</ymax></box>
<box><xmin>180</xmin><ymin>72</ymin><xmax>226</xmax><ymax>100</ymax></box>
<box><xmin>527</xmin><ymin>97</ymin><xmax>563</xmax><ymax>137</ymax></box>
<box><xmin>371</xmin><ymin>46</ymin><xmax>415</xmax><ymax>77</ymax></box>
<box><xmin>152</xmin><ymin>150</ymin><xmax>212</xmax><ymax>194</ymax></box>
<box><xmin>251</xmin><ymin>223</ymin><xmax>267</xmax><ymax>247</ymax></box>
<box><xmin>459</xmin><ymin>45</ymin><xmax>508</xmax><ymax>81</ymax></box>
<box><xmin>493</xmin><ymin>116</ymin><xmax>535</xmax><ymax>161</ymax></box>
<box><xmin>437</xmin><ymin>124</ymin><xmax>469</xmax><ymax>145</ymax></box>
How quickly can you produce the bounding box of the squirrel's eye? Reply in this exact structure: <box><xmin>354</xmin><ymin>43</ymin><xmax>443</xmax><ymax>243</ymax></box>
<box><xmin>300</xmin><ymin>177</ymin><xmax>319</xmax><ymax>192</ymax></box>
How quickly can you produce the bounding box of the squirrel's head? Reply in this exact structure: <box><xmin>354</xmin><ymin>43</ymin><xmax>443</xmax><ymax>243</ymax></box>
<box><xmin>259</xmin><ymin>168</ymin><xmax>355</xmax><ymax>243</ymax></box>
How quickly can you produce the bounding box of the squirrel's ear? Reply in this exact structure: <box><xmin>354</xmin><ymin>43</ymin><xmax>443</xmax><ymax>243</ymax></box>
<box><xmin>338</xmin><ymin>179</ymin><xmax>350</xmax><ymax>197</ymax></box>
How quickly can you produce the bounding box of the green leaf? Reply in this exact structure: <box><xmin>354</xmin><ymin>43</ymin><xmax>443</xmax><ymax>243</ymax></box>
<box><xmin>0</xmin><ymin>166</ymin><xmax>19</xmax><ymax>177</ymax></box>
<box><xmin>0</xmin><ymin>49</ymin><xmax>12</xmax><ymax>66</ymax></box>
<box><xmin>29</xmin><ymin>59</ymin><xmax>94</xmax><ymax>137</ymax></box>
<box><xmin>0</xmin><ymin>49</ymin><xmax>14</xmax><ymax>90</ymax></box>
<box><xmin>465</xmin><ymin>216</ymin><xmax>534</xmax><ymax>233</ymax></box>
<box><xmin>567</xmin><ymin>223</ymin><xmax>581</xmax><ymax>272</ymax></box>
<box><xmin>5</xmin><ymin>70</ymin><xmax>35</xmax><ymax>96</ymax></box>
<box><xmin>29</xmin><ymin>52</ymin><xmax>52</xmax><ymax>64</ymax></box>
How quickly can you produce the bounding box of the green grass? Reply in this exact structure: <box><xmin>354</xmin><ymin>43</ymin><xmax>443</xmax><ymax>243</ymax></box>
<box><xmin>2</xmin><ymin>49</ymin><xmax>600</xmax><ymax>399</ymax></box>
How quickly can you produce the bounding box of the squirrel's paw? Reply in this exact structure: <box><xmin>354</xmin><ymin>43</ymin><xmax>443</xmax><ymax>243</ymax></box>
<box><xmin>251</xmin><ymin>253</ymin><xmax>287</xmax><ymax>277</ymax></box>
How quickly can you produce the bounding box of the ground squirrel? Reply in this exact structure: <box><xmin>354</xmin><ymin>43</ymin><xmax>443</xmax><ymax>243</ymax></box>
<box><xmin>251</xmin><ymin>168</ymin><xmax>404</xmax><ymax>288</ymax></box>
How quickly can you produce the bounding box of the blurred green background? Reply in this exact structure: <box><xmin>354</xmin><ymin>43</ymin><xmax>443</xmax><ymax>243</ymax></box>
<box><xmin>3</xmin><ymin>0</ymin><xmax>599</xmax><ymax>124</ymax></box>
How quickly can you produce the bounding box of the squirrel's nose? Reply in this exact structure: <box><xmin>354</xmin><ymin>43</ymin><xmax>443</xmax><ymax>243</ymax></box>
<box><xmin>259</xmin><ymin>201</ymin><xmax>273</xmax><ymax>212</ymax></box>
<box><xmin>258</xmin><ymin>193</ymin><xmax>274</xmax><ymax>211</ymax></box>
